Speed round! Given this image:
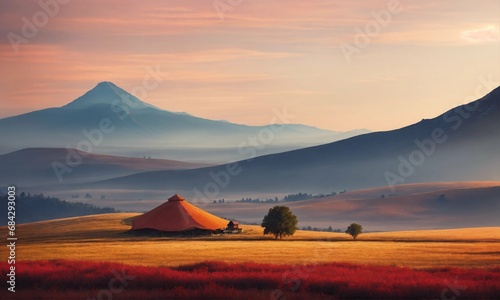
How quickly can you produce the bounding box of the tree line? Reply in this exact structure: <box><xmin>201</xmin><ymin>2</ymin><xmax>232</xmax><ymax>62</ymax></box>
<box><xmin>215</xmin><ymin>191</ymin><xmax>346</xmax><ymax>204</ymax></box>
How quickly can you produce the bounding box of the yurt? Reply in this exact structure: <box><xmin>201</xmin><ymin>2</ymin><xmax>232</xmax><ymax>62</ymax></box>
<box><xmin>131</xmin><ymin>194</ymin><xmax>228</xmax><ymax>234</ymax></box>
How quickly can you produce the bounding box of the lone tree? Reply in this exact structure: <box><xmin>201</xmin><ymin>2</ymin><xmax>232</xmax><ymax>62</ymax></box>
<box><xmin>345</xmin><ymin>223</ymin><xmax>363</xmax><ymax>240</ymax></box>
<box><xmin>261</xmin><ymin>206</ymin><xmax>298</xmax><ymax>239</ymax></box>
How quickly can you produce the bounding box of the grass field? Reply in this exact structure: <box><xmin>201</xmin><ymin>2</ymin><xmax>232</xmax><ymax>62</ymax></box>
<box><xmin>1</xmin><ymin>213</ymin><xmax>500</xmax><ymax>299</ymax></box>
<box><xmin>3</xmin><ymin>213</ymin><xmax>500</xmax><ymax>269</ymax></box>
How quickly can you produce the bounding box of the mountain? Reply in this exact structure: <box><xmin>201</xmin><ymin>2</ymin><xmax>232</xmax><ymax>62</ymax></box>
<box><xmin>85</xmin><ymin>86</ymin><xmax>500</xmax><ymax>197</ymax></box>
<box><xmin>0</xmin><ymin>82</ymin><xmax>368</xmax><ymax>163</ymax></box>
<box><xmin>62</xmin><ymin>81</ymin><xmax>159</xmax><ymax>110</ymax></box>
<box><xmin>0</xmin><ymin>148</ymin><xmax>213</xmax><ymax>187</ymax></box>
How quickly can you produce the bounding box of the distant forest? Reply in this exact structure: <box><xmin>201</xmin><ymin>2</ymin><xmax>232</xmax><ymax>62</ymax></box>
<box><xmin>0</xmin><ymin>192</ymin><xmax>115</xmax><ymax>225</ymax></box>
<box><xmin>225</xmin><ymin>191</ymin><xmax>344</xmax><ymax>204</ymax></box>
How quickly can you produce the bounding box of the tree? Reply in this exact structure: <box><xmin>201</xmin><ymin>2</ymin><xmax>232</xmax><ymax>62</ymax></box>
<box><xmin>345</xmin><ymin>223</ymin><xmax>363</xmax><ymax>240</ymax></box>
<box><xmin>261</xmin><ymin>206</ymin><xmax>298</xmax><ymax>239</ymax></box>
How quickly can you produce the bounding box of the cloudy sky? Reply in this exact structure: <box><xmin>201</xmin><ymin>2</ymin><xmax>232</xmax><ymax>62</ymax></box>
<box><xmin>0</xmin><ymin>0</ymin><xmax>499</xmax><ymax>131</ymax></box>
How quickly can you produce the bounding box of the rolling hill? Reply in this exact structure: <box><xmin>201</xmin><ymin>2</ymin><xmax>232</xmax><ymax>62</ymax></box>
<box><xmin>39</xmin><ymin>181</ymin><xmax>497</xmax><ymax>231</ymax></box>
<box><xmin>0</xmin><ymin>193</ymin><xmax>116</xmax><ymax>225</ymax></box>
<box><xmin>0</xmin><ymin>148</ymin><xmax>212</xmax><ymax>187</ymax></box>
<box><xmin>201</xmin><ymin>181</ymin><xmax>500</xmax><ymax>230</ymax></box>
<box><xmin>85</xmin><ymin>86</ymin><xmax>500</xmax><ymax>196</ymax></box>
<box><xmin>0</xmin><ymin>82</ymin><xmax>367</xmax><ymax>163</ymax></box>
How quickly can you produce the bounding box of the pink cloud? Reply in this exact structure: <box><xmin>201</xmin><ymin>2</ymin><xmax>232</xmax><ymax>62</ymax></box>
<box><xmin>461</xmin><ymin>26</ymin><xmax>500</xmax><ymax>43</ymax></box>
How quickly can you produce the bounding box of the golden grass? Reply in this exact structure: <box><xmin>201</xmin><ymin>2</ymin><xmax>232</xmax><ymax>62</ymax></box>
<box><xmin>2</xmin><ymin>213</ymin><xmax>499</xmax><ymax>269</ymax></box>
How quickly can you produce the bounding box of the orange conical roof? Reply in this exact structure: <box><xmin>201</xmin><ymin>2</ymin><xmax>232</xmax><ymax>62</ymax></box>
<box><xmin>131</xmin><ymin>194</ymin><xmax>228</xmax><ymax>231</ymax></box>
<box><xmin>168</xmin><ymin>194</ymin><xmax>185</xmax><ymax>201</ymax></box>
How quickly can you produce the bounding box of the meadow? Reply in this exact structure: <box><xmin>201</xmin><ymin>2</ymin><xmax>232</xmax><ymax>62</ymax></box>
<box><xmin>8</xmin><ymin>213</ymin><xmax>500</xmax><ymax>268</ymax></box>
<box><xmin>1</xmin><ymin>213</ymin><xmax>500</xmax><ymax>299</ymax></box>
<box><xmin>1</xmin><ymin>260</ymin><xmax>499</xmax><ymax>299</ymax></box>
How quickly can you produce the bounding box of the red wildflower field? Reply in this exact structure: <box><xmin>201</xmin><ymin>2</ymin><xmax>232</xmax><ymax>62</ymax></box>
<box><xmin>1</xmin><ymin>260</ymin><xmax>499</xmax><ymax>299</ymax></box>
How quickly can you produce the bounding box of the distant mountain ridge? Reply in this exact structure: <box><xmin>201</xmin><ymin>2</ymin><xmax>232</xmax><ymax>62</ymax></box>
<box><xmin>85</xmin><ymin>86</ymin><xmax>500</xmax><ymax>196</ymax></box>
<box><xmin>0</xmin><ymin>148</ymin><xmax>213</xmax><ymax>187</ymax></box>
<box><xmin>0</xmin><ymin>82</ymin><xmax>369</xmax><ymax>162</ymax></box>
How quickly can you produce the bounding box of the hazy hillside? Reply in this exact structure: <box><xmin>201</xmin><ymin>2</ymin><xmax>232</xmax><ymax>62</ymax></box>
<box><xmin>0</xmin><ymin>148</ymin><xmax>213</xmax><ymax>187</ymax></box>
<box><xmin>0</xmin><ymin>82</ymin><xmax>367</xmax><ymax>162</ymax></box>
<box><xmin>201</xmin><ymin>182</ymin><xmax>500</xmax><ymax>231</ymax></box>
<box><xmin>87</xmin><ymin>86</ymin><xmax>500</xmax><ymax>195</ymax></box>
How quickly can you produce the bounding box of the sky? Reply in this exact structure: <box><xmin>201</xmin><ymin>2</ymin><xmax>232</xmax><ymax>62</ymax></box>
<box><xmin>0</xmin><ymin>0</ymin><xmax>499</xmax><ymax>131</ymax></box>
